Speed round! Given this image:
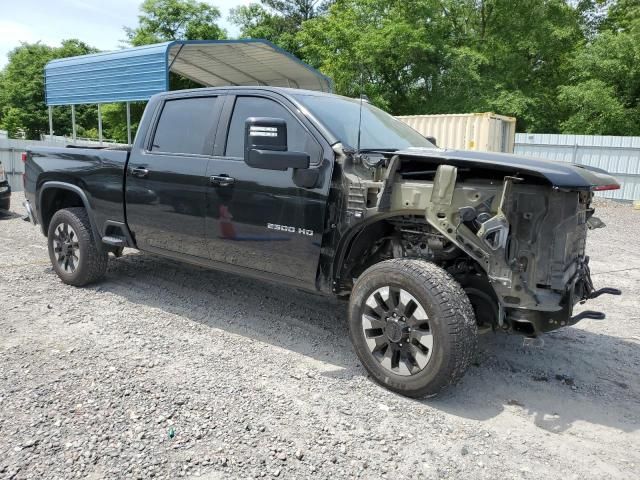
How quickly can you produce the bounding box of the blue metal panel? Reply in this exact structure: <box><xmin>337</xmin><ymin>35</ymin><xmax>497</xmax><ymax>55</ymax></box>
<box><xmin>45</xmin><ymin>43</ymin><xmax>171</xmax><ymax>105</ymax></box>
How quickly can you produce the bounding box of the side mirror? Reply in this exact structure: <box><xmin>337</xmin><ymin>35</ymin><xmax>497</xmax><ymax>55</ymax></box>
<box><xmin>244</xmin><ymin>117</ymin><xmax>310</xmax><ymax>171</ymax></box>
<box><xmin>425</xmin><ymin>136</ymin><xmax>438</xmax><ymax>147</ymax></box>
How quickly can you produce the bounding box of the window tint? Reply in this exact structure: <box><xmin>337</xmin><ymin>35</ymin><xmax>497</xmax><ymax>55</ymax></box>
<box><xmin>151</xmin><ymin>97</ymin><xmax>219</xmax><ymax>155</ymax></box>
<box><xmin>225</xmin><ymin>96</ymin><xmax>321</xmax><ymax>163</ymax></box>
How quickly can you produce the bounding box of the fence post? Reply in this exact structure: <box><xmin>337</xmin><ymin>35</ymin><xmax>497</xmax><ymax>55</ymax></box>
<box><xmin>571</xmin><ymin>143</ymin><xmax>578</xmax><ymax>164</ymax></box>
<box><xmin>98</xmin><ymin>104</ymin><xmax>103</xmax><ymax>145</ymax></box>
<box><xmin>71</xmin><ymin>105</ymin><xmax>77</xmax><ymax>142</ymax></box>
<box><xmin>126</xmin><ymin>102</ymin><xmax>132</xmax><ymax>145</ymax></box>
<box><xmin>48</xmin><ymin>106</ymin><xmax>53</xmax><ymax>138</ymax></box>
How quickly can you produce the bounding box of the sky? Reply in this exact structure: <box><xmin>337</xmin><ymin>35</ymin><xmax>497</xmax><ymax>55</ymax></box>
<box><xmin>0</xmin><ymin>0</ymin><xmax>249</xmax><ymax>68</ymax></box>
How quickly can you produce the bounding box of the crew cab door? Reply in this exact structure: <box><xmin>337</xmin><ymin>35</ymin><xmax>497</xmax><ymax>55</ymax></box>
<box><xmin>126</xmin><ymin>94</ymin><xmax>223</xmax><ymax>258</ymax></box>
<box><xmin>205</xmin><ymin>93</ymin><xmax>332</xmax><ymax>287</ymax></box>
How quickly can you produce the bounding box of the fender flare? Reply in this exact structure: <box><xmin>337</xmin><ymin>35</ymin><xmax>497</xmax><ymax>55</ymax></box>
<box><xmin>38</xmin><ymin>181</ymin><xmax>101</xmax><ymax>243</ymax></box>
<box><xmin>332</xmin><ymin>210</ymin><xmax>425</xmax><ymax>285</ymax></box>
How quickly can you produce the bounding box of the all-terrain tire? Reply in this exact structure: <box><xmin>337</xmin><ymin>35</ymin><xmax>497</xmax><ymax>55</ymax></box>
<box><xmin>47</xmin><ymin>207</ymin><xmax>108</xmax><ymax>286</ymax></box>
<box><xmin>349</xmin><ymin>259</ymin><xmax>477</xmax><ymax>398</ymax></box>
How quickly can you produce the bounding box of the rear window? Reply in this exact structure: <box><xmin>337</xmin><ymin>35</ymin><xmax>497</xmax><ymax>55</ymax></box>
<box><xmin>151</xmin><ymin>97</ymin><xmax>219</xmax><ymax>155</ymax></box>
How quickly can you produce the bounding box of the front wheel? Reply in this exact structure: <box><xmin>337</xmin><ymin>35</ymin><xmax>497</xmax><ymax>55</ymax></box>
<box><xmin>47</xmin><ymin>207</ymin><xmax>108</xmax><ymax>286</ymax></box>
<box><xmin>349</xmin><ymin>259</ymin><xmax>477</xmax><ymax>398</ymax></box>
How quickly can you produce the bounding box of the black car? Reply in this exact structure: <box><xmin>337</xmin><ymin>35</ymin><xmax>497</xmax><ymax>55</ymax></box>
<box><xmin>0</xmin><ymin>159</ymin><xmax>11</xmax><ymax>213</ymax></box>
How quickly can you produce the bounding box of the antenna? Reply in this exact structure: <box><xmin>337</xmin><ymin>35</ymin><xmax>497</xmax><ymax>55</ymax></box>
<box><xmin>356</xmin><ymin>71</ymin><xmax>364</xmax><ymax>154</ymax></box>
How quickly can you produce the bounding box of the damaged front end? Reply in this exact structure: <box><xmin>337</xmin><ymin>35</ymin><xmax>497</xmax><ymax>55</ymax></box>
<box><xmin>422</xmin><ymin>164</ymin><xmax>621</xmax><ymax>335</ymax></box>
<box><xmin>335</xmin><ymin>146</ymin><xmax>622</xmax><ymax>336</ymax></box>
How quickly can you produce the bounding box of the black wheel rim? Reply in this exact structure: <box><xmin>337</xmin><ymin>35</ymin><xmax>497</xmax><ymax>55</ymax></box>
<box><xmin>52</xmin><ymin>223</ymin><xmax>80</xmax><ymax>273</ymax></box>
<box><xmin>361</xmin><ymin>286</ymin><xmax>433</xmax><ymax>376</ymax></box>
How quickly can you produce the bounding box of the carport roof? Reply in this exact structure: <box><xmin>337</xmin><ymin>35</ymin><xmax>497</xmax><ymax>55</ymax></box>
<box><xmin>44</xmin><ymin>39</ymin><xmax>333</xmax><ymax>106</ymax></box>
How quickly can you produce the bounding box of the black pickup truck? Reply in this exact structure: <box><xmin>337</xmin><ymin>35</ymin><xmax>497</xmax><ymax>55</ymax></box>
<box><xmin>23</xmin><ymin>87</ymin><xmax>621</xmax><ymax>397</ymax></box>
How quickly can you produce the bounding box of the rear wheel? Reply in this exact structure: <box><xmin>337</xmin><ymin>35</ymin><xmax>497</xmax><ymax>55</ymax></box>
<box><xmin>0</xmin><ymin>198</ymin><xmax>9</xmax><ymax>212</ymax></box>
<box><xmin>349</xmin><ymin>259</ymin><xmax>477</xmax><ymax>398</ymax></box>
<box><xmin>47</xmin><ymin>207</ymin><xmax>108</xmax><ymax>286</ymax></box>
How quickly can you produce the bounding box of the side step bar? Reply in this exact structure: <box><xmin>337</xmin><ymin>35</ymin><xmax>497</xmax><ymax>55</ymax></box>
<box><xmin>102</xmin><ymin>235</ymin><xmax>126</xmax><ymax>247</ymax></box>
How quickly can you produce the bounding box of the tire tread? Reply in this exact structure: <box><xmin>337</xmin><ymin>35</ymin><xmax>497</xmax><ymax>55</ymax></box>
<box><xmin>48</xmin><ymin>207</ymin><xmax>108</xmax><ymax>286</ymax></box>
<box><xmin>349</xmin><ymin>259</ymin><xmax>477</xmax><ymax>397</ymax></box>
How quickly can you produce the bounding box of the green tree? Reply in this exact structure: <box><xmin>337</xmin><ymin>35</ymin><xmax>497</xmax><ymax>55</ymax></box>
<box><xmin>558</xmin><ymin>0</ymin><xmax>640</xmax><ymax>134</ymax></box>
<box><xmin>125</xmin><ymin>0</ymin><xmax>226</xmax><ymax>46</ymax></box>
<box><xmin>230</xmin><ymin>1</ymin><xmax>332</xmax><ymax>56</ymax></box>
<box><xmin>297</xmin><ymin>0</ymin><xmax>584</xmax><ymax>131</ymax></box>
<box><xmin>0</xmin><ymin>40</ymin><xmax>97</xmax><ymax>139</ymax></box>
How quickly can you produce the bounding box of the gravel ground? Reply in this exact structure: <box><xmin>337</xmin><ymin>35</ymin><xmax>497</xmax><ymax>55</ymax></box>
<box><xmin>1</xmin><ymin>192</ymin><xmax>639</xmax><ymax>480</ymax></box>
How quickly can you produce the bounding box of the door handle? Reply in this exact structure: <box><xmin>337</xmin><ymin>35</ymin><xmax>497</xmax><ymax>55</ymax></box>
<box><xmin>210</xmin><ymin>175</ymin><xmax>235</xmax><ymax>187</ymax></box>
<box><xmin>131</xmin><ymin>167</ymin><xmax>149</xmax><ymax>178</ymax></box>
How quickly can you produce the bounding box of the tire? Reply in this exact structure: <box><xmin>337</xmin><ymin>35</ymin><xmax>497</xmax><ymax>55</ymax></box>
<box><xmin>0</xmin><ymin>197</ymin><xmax>9</xmax><ymax>212</ymax></box>
<box><xmin>47</xmin><ymin>207</ymin><xmax>108</xmax><ymax>286</ymax></box>
<box><xmin>349</xmin><ymin>259</ymin><xmax>477</xmax><ymax>398</ymax></box>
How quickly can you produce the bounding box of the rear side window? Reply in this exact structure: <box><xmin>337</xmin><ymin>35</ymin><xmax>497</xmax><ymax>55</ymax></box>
<box><xmin>225</xmin><ymin>96</ymin><xmax>321</xmax><ymax>163</ymax></box>
<box><xmin>151</xmin><ymin>97</ymin><xmax>219</xmax><ymax>155</ymax></box>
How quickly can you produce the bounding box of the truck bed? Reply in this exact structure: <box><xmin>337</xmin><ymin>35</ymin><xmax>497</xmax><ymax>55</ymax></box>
<box><xmin>24</xmin><ymin>146</ymin><xmax>130</xmax><ymax>231</ymax></box>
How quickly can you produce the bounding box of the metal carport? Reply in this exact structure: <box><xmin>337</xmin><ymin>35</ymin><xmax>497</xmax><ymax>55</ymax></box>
<box><xmin>44</xmin><ymin>39</ymin><xmax>333</xmax><ymax>143</ymax></box>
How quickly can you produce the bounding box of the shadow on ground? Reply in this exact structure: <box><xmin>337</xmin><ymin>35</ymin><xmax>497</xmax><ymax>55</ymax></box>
<box><xmin>0</xmin><ymin>210</ymin><xmax>23</xmax><ymax>220</ymax></box>
<box><xmin>81</xmin><ymin>250</ymin><xmax>639</xmax><ymax>434</ymax></box>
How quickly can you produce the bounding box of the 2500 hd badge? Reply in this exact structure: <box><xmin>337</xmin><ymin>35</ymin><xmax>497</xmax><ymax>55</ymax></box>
<box><xmin>267</xmin><ymin>223</ymin><xmax>314</xmax><ymax>236</ymax></box>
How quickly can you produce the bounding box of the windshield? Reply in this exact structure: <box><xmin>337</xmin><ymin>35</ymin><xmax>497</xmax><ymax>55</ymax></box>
<box><xmin>293</xmin><ymin>93</ymin><xmax>435</xmax><ymax>150</ymax></box>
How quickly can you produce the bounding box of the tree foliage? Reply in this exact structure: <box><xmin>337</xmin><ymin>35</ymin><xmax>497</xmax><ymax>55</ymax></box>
<box><xmin>0</xmin><ymin>40</ymin><xmax>97</xmax><ymax>139</ymax></box>
<box><xmin>124</xmin><ymin>0</ymin><xmax>226</xmax><ymax>46</ymax></box>
<box><xmin>557</xmin><ymin>0</ymin><xmax>640</xmax><ymax>134</ymax></box>
<box><xmin>230</xmin><ymin>0</ymin><xmax>332</xmax><ymax>56</ymax></box>
<box><xmin>297</xmin><ymin>0</ymin><xmax>586</xmax><ymax>131</ymax></box>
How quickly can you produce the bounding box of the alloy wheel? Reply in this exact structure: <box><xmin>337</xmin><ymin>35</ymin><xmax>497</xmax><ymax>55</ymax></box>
<box><xmin>361</xmin><ymin>286</ymin><xmax>433</xmax><ymax>376</ymax></box>
<box><xmin>52</xmin><ymin>223</ymin><xmax>81</xmax><ymax>273</ymax></box>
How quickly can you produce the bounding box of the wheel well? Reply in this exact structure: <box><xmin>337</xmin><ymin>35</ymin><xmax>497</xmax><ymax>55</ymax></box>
<box><xmin>338</xmin><ymin>216</ymin><xmax>500</xmax><ymax>330</ymax></box>
<box><xmin>337</xmin><ymin>219</ymin><xmax>394</xmax><ymax>285</ymax></box>
<box><xmin>40</xmin><ymin>188</ymin><xmax>85</xmax><ymax>236</ymax></box>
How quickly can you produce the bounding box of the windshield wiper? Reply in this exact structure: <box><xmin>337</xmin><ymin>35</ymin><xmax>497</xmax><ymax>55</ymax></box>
<box><xmin>358</xmin><ymin>148</ymin><xmax>399</xmax><ymax>153</ymax></box>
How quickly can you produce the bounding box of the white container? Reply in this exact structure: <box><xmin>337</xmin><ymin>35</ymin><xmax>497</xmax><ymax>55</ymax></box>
<box><xmin>395</xmin><ymin>113</ymin><xmax>516</xmax><ymax>153</ymax></box>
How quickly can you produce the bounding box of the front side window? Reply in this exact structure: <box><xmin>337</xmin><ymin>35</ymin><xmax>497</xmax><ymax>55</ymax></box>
<box><xmin>225</xmin><ymin>96</ymin><xmax>321</xmax><ymax>163</ymax></box>
<box><xmin>151</xmin><ymin>96</ymin><xmax>219</xmax><ymax>155</ymax></box>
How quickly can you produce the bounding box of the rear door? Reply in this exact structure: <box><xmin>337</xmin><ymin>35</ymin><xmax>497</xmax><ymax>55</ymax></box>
<box><xmin>205</xmin><ymin>92</ymin><xmax>332</xmax><ymax>287</ymax></box>
<box><xmin>126</xmin><ymin>94</ymin><xmax>223</xmax><ymax>258</ymax></box>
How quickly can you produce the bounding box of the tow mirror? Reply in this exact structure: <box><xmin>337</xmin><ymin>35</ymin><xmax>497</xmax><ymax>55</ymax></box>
<box><xmin>244</xmin><ymin>117</ymin><xmax>310</xmax><ymax>171</ymax></box>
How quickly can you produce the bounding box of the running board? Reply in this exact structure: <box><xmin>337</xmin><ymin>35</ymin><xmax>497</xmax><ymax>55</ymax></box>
<box><xmin>102</xmin><ymin>235</ymin><xmax>126</xmax><ymax>247</ymax></box>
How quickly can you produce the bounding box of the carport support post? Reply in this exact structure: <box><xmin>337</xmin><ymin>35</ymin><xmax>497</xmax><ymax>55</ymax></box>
<box><xmin>98</xmin><ymin>103</ymin><xmax>103</xmax><ymax>145</ymax></box>
<box><xmin>48</xmin><ymin>106</ymin><xmax>53</xmax><ymax>139</ymax></box>
<box><xmin>126</xmin><ymin>102</ymin><xmax>132</xmax><ymax>144</ymax></box>
<box><xmin>71</xmin><ymin>104</ymin><xmax>77</xmax><ymax>142</ymax></box>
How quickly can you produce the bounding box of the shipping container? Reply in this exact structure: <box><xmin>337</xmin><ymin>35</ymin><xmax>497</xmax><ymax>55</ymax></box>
<box><xmin>395</xmin><ymin>113</ymin><xmax>516</xmax><ymax>153</ymax></box>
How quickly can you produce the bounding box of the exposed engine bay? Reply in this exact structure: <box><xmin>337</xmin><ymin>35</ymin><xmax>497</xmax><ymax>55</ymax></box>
<box><xmin>334</xmin><ymin>146</ymin><xmax>621</xmax><ymax>336</ymax></box>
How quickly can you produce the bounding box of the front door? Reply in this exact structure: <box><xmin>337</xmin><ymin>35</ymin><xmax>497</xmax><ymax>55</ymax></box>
<box><xmin>126</xmin><ymin>95</ymin><xmax>222</xmax><ymax>258</ymax></box>
<box><xmin>205</xmin><ymin>94</ymin><xmax>331</xmax><ymax>287</ymax></box>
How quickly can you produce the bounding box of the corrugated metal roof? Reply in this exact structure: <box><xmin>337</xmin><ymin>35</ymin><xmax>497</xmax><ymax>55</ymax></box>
<box><xmin>45</xmin><ymin>40</ymin><xmax>332</xmax><ymax>105</ymax></box>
